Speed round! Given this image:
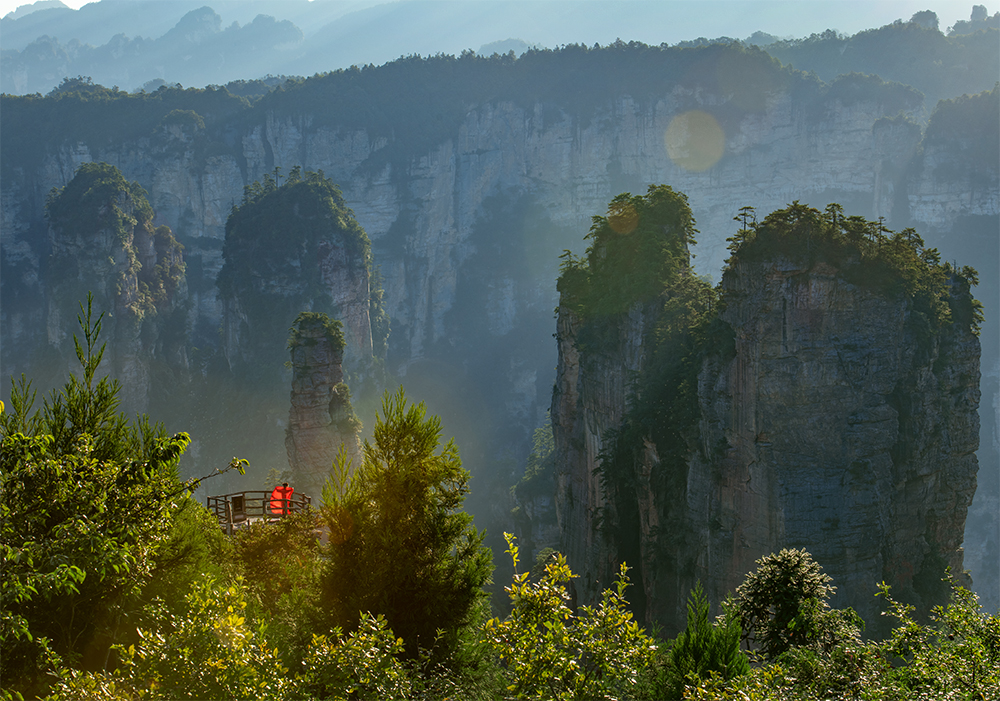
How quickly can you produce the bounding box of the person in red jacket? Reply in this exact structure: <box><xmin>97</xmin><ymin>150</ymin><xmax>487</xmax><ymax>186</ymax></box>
<box><xmin>270</xmin><ymin>482</ymin><xmax>294</xmax><ymax>515</ymax></box>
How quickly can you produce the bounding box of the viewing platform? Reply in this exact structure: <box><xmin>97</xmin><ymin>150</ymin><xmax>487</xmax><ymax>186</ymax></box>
<box><xmin>207</xmin><ymin>490</ymin><xmax>312</xmax><ymax>535</ymax></box>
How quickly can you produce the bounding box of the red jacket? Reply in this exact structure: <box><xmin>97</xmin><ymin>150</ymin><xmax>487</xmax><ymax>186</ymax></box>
<box><xmin>270</xmin><ymin>484</ymin><xmax>294</xmax><ymax>514</ymax></box>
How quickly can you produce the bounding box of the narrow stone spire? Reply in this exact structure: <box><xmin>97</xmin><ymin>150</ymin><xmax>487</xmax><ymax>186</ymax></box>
<box><xmin>285</xmin><ymin>312</ymin><xmax>362</xmax><ymax>500</ymax></box>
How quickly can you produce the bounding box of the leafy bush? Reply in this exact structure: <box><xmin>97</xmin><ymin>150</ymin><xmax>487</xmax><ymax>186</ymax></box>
<box><xmin>47</xmin><ymin>578</ymin><xmax>288</xmax><ymax>701</ymax></box>
<box><xmin>686</xmin><ymin>573</ymin><xmax>1000</xmax><ymax>700</ymax></box>
<box><xmin>485</xmin><ymin>533</ymin><xmax>656</xmax><ymax>700</ymax></box>
<box><xmin>294</xmin><ymin>613</ymin><xmax>413</xmax><ymax>700</ymax></box>
<box><xmin>734</xmin><ymin>548</ymin><xmax>862</xmax><ymax>660</ymax></box>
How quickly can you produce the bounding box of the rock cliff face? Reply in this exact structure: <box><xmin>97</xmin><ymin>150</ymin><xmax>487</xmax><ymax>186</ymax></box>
<box><xmin>0</xmin><ymin>57</ymin><xmax>995</xmax><ymax>602</ymax></box>
<box><xmin>44</xmin><ymin>163</ymin><xmax>186</xmax><ymax>414</ymax></box>
<box><xmin>552</xmin><ymin>212</ymin><xmax>981</xmax><ymax>633</ymax></box>
<box><xmin>285</xmin><ymin>313</ymin><xmax>362</xmax><ymax>499</ymax></box>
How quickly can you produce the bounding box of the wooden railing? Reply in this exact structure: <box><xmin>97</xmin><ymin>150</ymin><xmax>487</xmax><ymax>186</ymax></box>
<box><xmin>206</xmin><ymin>490</ymin><xmax>312</xmax><ymax>535</ymax></box>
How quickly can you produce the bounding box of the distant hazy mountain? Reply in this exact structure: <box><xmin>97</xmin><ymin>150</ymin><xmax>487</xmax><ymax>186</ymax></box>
<box><xmin>4</xmin><ymin>0</ymin><xmax>995</xmax><ymax>97</ymax></box>
<box><xmin>0</xmin><ymin>1</ymin><xmax>377</xmax><ymax>51</ymax></box>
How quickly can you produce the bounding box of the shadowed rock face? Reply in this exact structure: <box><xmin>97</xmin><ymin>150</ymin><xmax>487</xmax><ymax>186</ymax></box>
<box><xmin>45</xmin><ymin>163</ymin><xmax>187</xmax><ymax>415</ymax></box>
<box><xmin>285</xmin><ymin>316</ymin><xmax>361</xmax><ymax>499</ymax></box>
<box><xmin>553</xmin><ymin>257</ymin><xmax>980</xmax><ymax>634</ymax></box>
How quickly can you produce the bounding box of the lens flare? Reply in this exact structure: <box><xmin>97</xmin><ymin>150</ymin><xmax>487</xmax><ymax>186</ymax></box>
<box><xmin>607</xmin><ymin>201</ymin><xmax>638</xmax><ymax>234</ymax></box>
<box><xmin>664</xmin><ymin>110</ymin><xmax>725</xmax><ymax>172</ymax></box>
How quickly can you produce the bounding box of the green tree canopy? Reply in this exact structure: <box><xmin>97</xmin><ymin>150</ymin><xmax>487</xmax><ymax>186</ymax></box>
<box><xmin>318</xmin><ymin>388</ymin><xmax>493</xmax><ymax>664</ymax></box>
<box><xmin>734</xmin><ymin>548</ymin><xmax>862</xmax><ymax>660</ymax></box>
<box><xmin>0</xmin><ymin>297</ymin><xmax>192</xmax><ymax>697</ymax></box>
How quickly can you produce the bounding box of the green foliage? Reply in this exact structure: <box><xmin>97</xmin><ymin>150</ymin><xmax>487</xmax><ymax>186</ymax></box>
<box><xmin>486</xmin><ymin>533</ymin><xmax>656</xmax><ymax>700</ymax></box>
<box><xmin>762</xmin><ymin>19</ymin><xmax>998</xmax><ymax>105</ymax></box>
<box><xmin>140</xmin><ymin>495</ymin><xmax>231</xmax><ymax>616</ymax></box>
<box><xmin>157</xmin><ymin>108</ymin><xmax>205</xmax><ymax>131</ymax></box>
<box><xmin>734</xmin><ymin>548</ymin><xmax>862</xmax><ymax>661</ymax></box>
<box><xmin>1</xmin><ymin>83</ymin><xmax>248</xmax><ymax>176</ymax></box>
<box><xmin>230</xmin><ymin>512</ymin><xmax>324</xmax><ymax>665</ymax></box>
<box><xmin>921</xmin><ymin>85</ymin><xmax>999</xmax><ymax>180</ymax></box>
<box><xmin>725</xmin><ymin>201</ymin><xmax>982</xmax><ymax>336</ymax></box>
<box><xmin>46</xmin><ymin>162</ymin><xmax>153</xmax><ymax>247</ymax></box>
<box><xmin>0</xmin><ymin>297</ymin><xmax>192</xmax><ymax>698</ymax></box>
<box><xmin>686</xmin><ymin>570</ymin><xmax>1000</xmax><ymax>700</ymax></box>
<box><xmin>48</xmin><ymin>578</ymin><xmax>289</xmax><ymax>701</ymax></box>
<box><xmin>319</xmin><ymin>389</ymin><xmax>493</xmax><ymax>663</ymax></box>
<box><xmin>512</xmin><ymin>411</ymin><xmax>555</xmax><ymax>501</ymax></box>
<box><xmin>143</xmin><ymin>225</ymin><xmax>187</xmax><ymax>309</ymax></box>
<box><xmin>286</xmin><ymin>312</ymin><xmax>346</xmax><ymax>352</ymax></box>
<box><xmin>216</xmin><ymin>169</ymin><xmax>382</xmax><ymax>373</ymax></box>
<box><xmin>557</xmin><ymin>184</ymin><xmax>698</xmax><ymax>325</ymax></box>
<box><xmin>653</xmin><ymin>583</ymin><xmax>749</xmax><ymax>699</ymax></box>
<box><xmin>294</xmin><ymin>613</ymin><xmax>414</xmax><ymax>700</ymax></box>
<box><xmin>813</xmin><ymin>72</ymin><xmax>922</xmax><ymax>118</ymax></box>
<box><xmin>872</xmin><ymin>574</ymin><xmax>1000</xmax><ymax>699</ymax></box>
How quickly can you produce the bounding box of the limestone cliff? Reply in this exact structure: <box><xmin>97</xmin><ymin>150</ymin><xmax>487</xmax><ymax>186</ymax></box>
<box><xmin>216</xmin><ymin>170</ymin><xmax>381</xmax><ymax>380</ymax></box>
<box><xmin>0</xmin><ymin>48</ymin><xmax>995</xmax><ymax>599</ymax></box>
<box><xmin>44</xmin><ymin>162</ymin><xmax>187</xmax><ymax>414</ymax></box>
<box><xmin>553</xmin><ymin>199</ymin><xmax>981</xmax><ymax>633</ymax></box>
<box><xmin>285</xmin><ymin>312</ymin><xmax>362</xmax><ymax>499</ymax></box>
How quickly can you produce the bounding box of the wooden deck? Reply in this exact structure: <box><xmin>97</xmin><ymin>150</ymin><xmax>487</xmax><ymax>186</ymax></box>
<box><xmin>207</xmin><ymin>490</ymin><xmax>312</xmax><ymax>535</ymax></box>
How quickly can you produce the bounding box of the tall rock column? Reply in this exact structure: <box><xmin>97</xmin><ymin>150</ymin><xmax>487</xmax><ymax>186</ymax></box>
<box><xmin>45</xmin><ymin>162</ymin><xmax>186</xmax><ymax>414</ymax></box>
<box><xmin>552</xmin><ymin>198</ymin><xmax>982</xmax><ymax>635</ymax></box>
<box><xmin>285</xmin><ymin>312</ymin><xmax>362</xmax><ymax>500</ymax></box>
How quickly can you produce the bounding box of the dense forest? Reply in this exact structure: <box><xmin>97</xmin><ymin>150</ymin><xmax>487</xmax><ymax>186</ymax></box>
<box><xmin>2</xmin><ymin>193</ymin><xmax>995</xmax><ymax>699</ymax></box>
<box><xmin>1</xmin><ymin>299</ymin><xmax>997</xmax><ymax>700</ymax></box>
<box><xmin>1</xmin><ymin>5</ymin><xmax>997</xmax><ymax>698</ymax></box>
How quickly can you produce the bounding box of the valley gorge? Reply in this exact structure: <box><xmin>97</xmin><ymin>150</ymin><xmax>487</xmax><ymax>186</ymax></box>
<box><xmin>1</xmin><ymin>43</ymin><xmax>997</xmax><ymax>616</ymax></box>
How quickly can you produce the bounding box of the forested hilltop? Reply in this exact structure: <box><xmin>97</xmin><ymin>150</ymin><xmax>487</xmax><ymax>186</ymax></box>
<box><xmin>2</xmin><ymin>6</ymin><xmax>998</xmax><ymax>656</ymax></box>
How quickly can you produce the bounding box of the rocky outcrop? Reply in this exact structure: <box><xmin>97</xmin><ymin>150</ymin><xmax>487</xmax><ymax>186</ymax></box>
<box><xmin>690</xmin><ymin>258</ymin><xmax>979</xmax><ymax>628</ymax></box>
<box><xmin>216</xmin><ymin>171</ymin><xmax>377</xmax><ymax>380</ymax></box>
<box><xmin>285</xmin><ymin>313</ymin><xmax>362</xmax><ymax>500</ymax></box>
<box><xmin>44</xmin><ymin>162</ymin><xmax>186</xmax><ymax>414</ymax></box>
<box><xmin>0</xmin><ymin>52</ymin><xmax>995</xmax><ymax>601</ymax></box>
<box><xmin>552</xmin><ymin>205</ymin><xmax>981</xmax><ymax>633</ymax></box>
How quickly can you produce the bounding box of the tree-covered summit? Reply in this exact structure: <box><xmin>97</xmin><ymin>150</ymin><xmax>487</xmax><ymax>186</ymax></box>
<box><xmin>556</xmin><ymin>184</ymin><xmax>700</xmax><ymax>324</ymax></box>
<box><xmin>724</xmin><ymin>201</ymin><xmax>983</xmax><ymax>336</ymax></box>
<box><xmin>217</xmin><ymin>168</ymin><xmax>387</xmax><ymax>374</ymax></box>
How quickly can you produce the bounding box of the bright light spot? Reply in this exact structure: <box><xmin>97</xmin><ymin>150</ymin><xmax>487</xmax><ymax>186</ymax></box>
<box><xmin>607</xmin><ymin>201</ymin><xmax>638</xmax><ymax>235</ymax></box>
<box><xmin>664</xmin><ymin>110</ymin><xmax>725</xmax><ymax>172</ymax></box>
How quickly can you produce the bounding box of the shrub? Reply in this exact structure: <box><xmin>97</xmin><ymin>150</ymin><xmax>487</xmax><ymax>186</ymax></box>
<box><xmin>485</xmin><ymin>533</ymin><xmax>656</xmax><ymax>699</ymax></box>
